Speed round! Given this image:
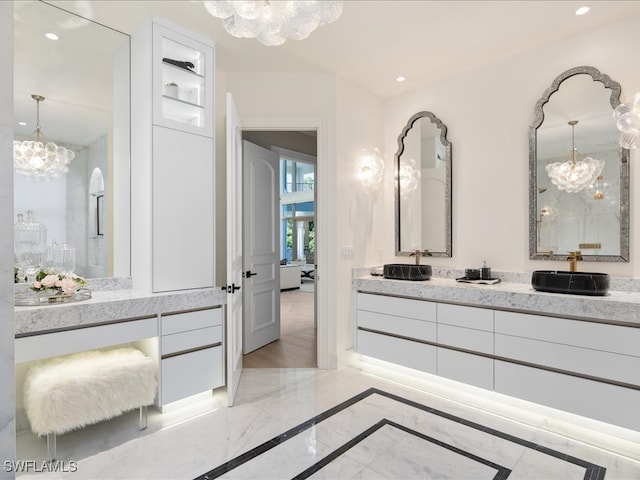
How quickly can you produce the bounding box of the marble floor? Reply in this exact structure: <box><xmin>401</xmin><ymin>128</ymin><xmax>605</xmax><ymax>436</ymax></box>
<box><xmin>14</xmin><ymin>366</ymin><xmax>640</xmax><ymax>479</ymax></box>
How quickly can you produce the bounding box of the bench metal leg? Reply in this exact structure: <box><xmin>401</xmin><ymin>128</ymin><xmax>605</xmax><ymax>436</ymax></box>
<box><xmin>46</xmin><ymin>433</ymin><xmax>56</xmax><ymax>461</ymax></box>
<box><xmin>139</xmin><ymin>405</ymin><xmax>148</xmax><ymax>430</ymax></box>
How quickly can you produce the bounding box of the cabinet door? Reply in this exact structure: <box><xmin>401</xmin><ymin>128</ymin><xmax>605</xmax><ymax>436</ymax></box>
<box><xmin>437</xmin><ymin>348</ymin><xmax>493</xmax><ymax>391</ymax></box>
<box><xmin>357</xmin><ymin>329</ymin><xmax>437</xmax><ymax>374</ymax></box>
<box><xmin>152</xmin><ymin>125</ymin><xmax>214</xmax><ymax>292</ymax></box>
<box><xmin>152</xmin><ymin>23</ymin><xmax>214</xmax><ymax>135</ymax></box>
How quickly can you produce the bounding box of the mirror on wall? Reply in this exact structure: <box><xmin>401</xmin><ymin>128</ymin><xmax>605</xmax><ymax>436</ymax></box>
<box><xmin>529</xmin><ymin>66</ymin><xmax>629</xmax><ymax>262</ymax></box>
<box><xmin>395</xmin><ymin>111</ymin><xmax>452</xmax><ymax>257</ymax></box>
<box><xmin>13</xmin><ymin>1</ymin><xmax>131</xmax><ymax>278</ymax></box>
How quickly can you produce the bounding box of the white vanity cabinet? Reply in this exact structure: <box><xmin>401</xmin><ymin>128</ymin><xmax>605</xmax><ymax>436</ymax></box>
<box><xmin>159</xmin><ymin>307</ymin><xmax>223</xmax><ymax>406</ymax></box>
<box><xmin>354</xmin><ymin>289</ymin><xmax>640</xmax><ymax>431</ymax></box>
<box><xmin>356</xmin><ymin>293</ymin><xmax>437</xmax><ymax>374</ymax></box>
<box><xmin>131</xmin><ymin>16</ymin><xmax>215</xmax><ymax>293</ymax></box>
<box><xmin>436</xmin><ymin>304</ymin><xmax>494</xmax><ymax>390</ymax></box>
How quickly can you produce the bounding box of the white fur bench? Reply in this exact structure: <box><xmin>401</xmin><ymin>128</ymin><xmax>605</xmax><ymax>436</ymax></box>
<box><xmin>24</xmin><ymin>347</ymin><xmax>157</xmax><ymax>460</ymax></box>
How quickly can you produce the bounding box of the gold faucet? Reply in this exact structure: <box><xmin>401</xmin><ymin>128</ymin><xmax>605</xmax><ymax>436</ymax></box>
<box><xmin>410</xmin><ymin>249</ymin><xmax>432</xmax><ymax>265</ymax></box>
<box><xmin>567</xmin><ymin>250</ymin><xmax>582</xmax><ymax>272</ymax></box>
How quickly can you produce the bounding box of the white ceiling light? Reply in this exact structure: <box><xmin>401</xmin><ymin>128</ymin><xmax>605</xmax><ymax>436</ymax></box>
<box><xmin>545</xmin><ymin>120</ymin><xmax>604</xmax><ymax>193</ymax></box>
<box><xmin>203</xmin><ymin>0</ymin><xmax>344</xmax><ymax>46</ymax></box>
<box><xmin>45</xmin><ymin>32</ymin><xmax>59</xmax><ymax>40</ymax></box>
<box><xmin>575</xmin><ymin>6</ymin><xmax>590</xmax><ymax>16</ymax></box>
<box><xmin>13</xmin><ymin>94</ymin><xmax>75</xmax><ymax>181</ymax></box>
<box><xmin>395</xmin><ymin>75</ymin><xmax>406</xmax><ymax>82</ymax></box>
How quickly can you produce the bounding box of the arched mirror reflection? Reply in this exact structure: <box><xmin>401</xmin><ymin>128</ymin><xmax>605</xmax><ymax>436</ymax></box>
<box><xmin>13</xmin><ymin>1</ymin><xmax>131</xmax><ymax>279</ymax></box>
<box><xmin>529</xmin><ymin>66</ymin><xmax>629</xmax><ymax>262</ymax></box>
<box><xmin>395</xmin><ymin>111</ymin><xmax>452</xmax><ymax>257</ymax></box>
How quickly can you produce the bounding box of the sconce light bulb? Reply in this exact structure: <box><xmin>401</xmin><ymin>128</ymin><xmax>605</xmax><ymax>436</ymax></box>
<box><xmin>357</xmin><ymin>147</ymin><xmax>384</xmax><ymax>190</ymax></box>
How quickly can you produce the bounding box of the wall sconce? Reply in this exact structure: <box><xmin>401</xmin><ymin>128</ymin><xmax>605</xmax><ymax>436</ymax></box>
<box><xmin>356</xmin><ymin>147</ymin><xmax>384</xmax><ymax>191</ymax></box>
<box><xmin>614</xmin><ymin>92</ymin><xmax>640</xmax><ymax>149</ymax></box>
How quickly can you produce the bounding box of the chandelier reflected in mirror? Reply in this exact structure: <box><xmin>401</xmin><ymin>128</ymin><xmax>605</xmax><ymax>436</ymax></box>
<box><xmin>203</xmin><ymin>0</ymin><xmax>344</xmax><ymax>46</ymax></box>
<box><xmin>13</xmin><ymin>94</ymin><xmax>75</xmax><ymax>181</ymax></box>
<box><xmin>545</xmin><ymin>120</ymin><xmax>604</xmax><ymax>193</ymax></box>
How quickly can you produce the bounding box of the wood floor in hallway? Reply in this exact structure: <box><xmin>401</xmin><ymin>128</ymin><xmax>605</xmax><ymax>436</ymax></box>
<box><xmin>243</xmin><ymin>285</ymin><xmax>316</xmax><ymax>368</ymax></box>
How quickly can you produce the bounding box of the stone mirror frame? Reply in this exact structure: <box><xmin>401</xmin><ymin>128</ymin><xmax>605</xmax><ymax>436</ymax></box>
<box><xmin>529</xmin><ymin>66</ymin><xmax>629</xmax><ymax>263</ymax></box>
<box><xmin>395</xmin><ymin>111</ymin><xmax>452</xmax><ymax>258</ymax></box>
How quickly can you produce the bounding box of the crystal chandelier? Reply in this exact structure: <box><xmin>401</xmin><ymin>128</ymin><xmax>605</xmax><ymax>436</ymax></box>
<box><xmin>203</xmin><ymin>0</ymin><xmax>344</xmax><ymax>46</ymax></box>
<box><xmin>14</xmin><ymin>94</ymin><xmax>75</xmax><ymax>180</ymax></box>
<box><xmin>545</xmin><ymin>120</ymin><xmax>604</xmax><ymax>193</ymax></box>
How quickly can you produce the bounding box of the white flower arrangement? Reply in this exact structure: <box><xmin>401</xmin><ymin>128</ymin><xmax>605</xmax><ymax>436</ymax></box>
<box><xmin>31</xmin><ymin>269</ymin><xmax>87</xmax><ymax>296</ymax></box>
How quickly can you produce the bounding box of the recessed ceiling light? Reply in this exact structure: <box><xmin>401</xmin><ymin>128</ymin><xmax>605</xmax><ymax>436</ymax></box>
<box><xmin>45</xmin><ymin>32</ymin><xmax>59</xmax><ymax>40</ymax></box>
<box><xmin>396</xmin><ymin>76</ymin><xmax>406</xmax><ymax>83</ymax></box>
<box><xmin>18</xmin><ymin>121</ymin><xmax>27</xmax><ymax>126</ymax></box>
<box><xmin>575</xmin><ymin>6</ymin><xmax>590</xmax><ymax>15</ymax></box>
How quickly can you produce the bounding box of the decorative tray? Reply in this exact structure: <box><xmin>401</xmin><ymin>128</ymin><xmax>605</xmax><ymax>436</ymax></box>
<box><xmin>14</xmin><ymin>288</ymin><xmax>92</xmax><ymax>306</ymax></box>
<box><xmin>455</xmin><ymin>277</ymin><xmax>501</xmax><ymax>285</ymax></box>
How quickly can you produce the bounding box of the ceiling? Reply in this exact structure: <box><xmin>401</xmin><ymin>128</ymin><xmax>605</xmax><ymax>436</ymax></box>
<box><xmin>13</xmin><ymin>0</ymin><xmax>640</xmax><ymax>145</ymax></box>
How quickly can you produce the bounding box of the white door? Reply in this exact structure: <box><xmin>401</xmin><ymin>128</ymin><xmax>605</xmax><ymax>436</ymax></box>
<box><xmin>225</xmin><ymin>94</ymin><xmax>243</xmax><ymax>406</ymax></box>
<box><xmin>243</xmin><ymin>140</ymin><xmax>281</xmax><ymax>354</ymax></box>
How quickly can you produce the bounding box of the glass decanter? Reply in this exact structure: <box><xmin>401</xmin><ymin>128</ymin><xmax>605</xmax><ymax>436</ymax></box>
<box><xmin>14</xmin><ymin>210</ymin><xmax>48</xmax><ymax>286</ymax></box>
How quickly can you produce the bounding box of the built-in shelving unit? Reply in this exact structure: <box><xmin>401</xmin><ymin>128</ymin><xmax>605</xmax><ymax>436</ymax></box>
<box><xmin>132</xmin><ymin>16</ymin><xmax>215</xmax><ymax>293</ymax></box>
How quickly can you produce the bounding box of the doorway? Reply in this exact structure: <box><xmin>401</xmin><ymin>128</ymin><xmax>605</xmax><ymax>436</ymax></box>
<box><xmin>242</xmin><ymin>130</ymin><xmax>317</xmax><ymax>368</ymax></box>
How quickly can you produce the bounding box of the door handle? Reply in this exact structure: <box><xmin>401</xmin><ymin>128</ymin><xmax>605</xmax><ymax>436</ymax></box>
<box><xmin>244</xmin><ymin>270</ymin><xmax>258</xmax><ymax>278</ymax></box>
<box><xmin>221</xmin><ymin>283</ymin><xmax>241</xmax><ymax>293</ymax></box>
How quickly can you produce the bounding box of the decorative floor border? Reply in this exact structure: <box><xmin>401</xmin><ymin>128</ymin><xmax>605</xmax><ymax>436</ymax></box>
<box><xmin>195</xmin><ymin>387</ymin><xmax>606</xmax><ymax>480</ymax></box>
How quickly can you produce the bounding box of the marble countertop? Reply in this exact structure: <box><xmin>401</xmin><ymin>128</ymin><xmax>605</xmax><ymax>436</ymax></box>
<box><xmin>14</xmin><ymin>287</ymin><xmax>227</xmax><ymax>336</ymax></box>
<box><xmin>353</xmin><ymin>275</ymin><xmax>640</xmax><ymax>326</ymax></box>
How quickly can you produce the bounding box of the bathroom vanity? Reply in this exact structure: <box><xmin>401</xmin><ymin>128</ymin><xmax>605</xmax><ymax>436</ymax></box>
<box><xmin>14</xmin><ymin>286</ymin><xmax>226</xmax><ymax>414</ymax></box>
<box><xmin>352</xmin><ymin>274</ymin><xmax>640</xmax><ymax>431</ymax></box>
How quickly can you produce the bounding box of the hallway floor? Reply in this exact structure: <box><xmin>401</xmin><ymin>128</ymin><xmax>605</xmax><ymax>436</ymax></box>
<box><xmin>15</xmin><ymin>367</ymin><xmax>640</xmax><ymax>479</ymax></box>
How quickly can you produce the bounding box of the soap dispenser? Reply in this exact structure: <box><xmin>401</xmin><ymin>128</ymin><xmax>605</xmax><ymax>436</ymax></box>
<box><xmin>480</xmin><ymin>261</ymin><xmax>492</xmax><ymax>280</ymax></box>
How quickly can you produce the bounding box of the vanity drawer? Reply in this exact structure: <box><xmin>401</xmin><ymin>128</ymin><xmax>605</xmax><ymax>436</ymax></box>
<box><xmin>495</xmin><ymin>333</ymin><xmax>640</xmax><ymax>386</ymax></box>
<box><xmin>495</xmin><ymin>360</ymin><xmax>640</xmax><ymax>431</ymax></box>
<box><xmin>437</xmin><ymin>303</ymin><xmax>493</xmax><ymax>331</ymax></box>
<box><xmin>161</xmin><ymin>307</ymin><xmax>222</xmax><ymax>335</ymax></box>
<box><xmin>437</xmin><ymin>348</ymin><xmax>494</xmax><ymax>391</ymax></box>
<box><xmin>357</xmin><ymin>292</ymin><xmax>436</xmax><ymax>322</ymax></box>
<box><xmin>438</xmin><ymin>324</ymin><xmax>493</xmax><ymax>354</ymax></box>
<box><xmin>357</xmin><ymin>329</ymin><xmax>437</xmax><ymax>374</ymax></box>
<box><xmin>160</xmin><ymin>345</ymin><xmax>223</xmax><ymax>405</ymax></box>
<box><xmin>494</xmin><ymin>310</ymin><xmax>640</xmax><ymax>357</ymax></box>
<box><xmin>161</xmin><ymin>326</ymin><xmax>222</xmax><ymax>355</ymax></box>
<box><xmin>357</xmin><ymin>310</ymin><xmax>436</xmax><ymax>342</ymax></box>
<box><xmin>15</xmin><ymin>317</ymin><xmax>158</xmax><ymax>363</ymax></box>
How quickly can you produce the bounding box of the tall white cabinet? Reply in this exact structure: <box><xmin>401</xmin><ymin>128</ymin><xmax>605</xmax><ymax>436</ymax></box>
<box><xmin>131</xmin><ymin>16</ymin><xmax>215</xmax><ymax>293</ymax></box>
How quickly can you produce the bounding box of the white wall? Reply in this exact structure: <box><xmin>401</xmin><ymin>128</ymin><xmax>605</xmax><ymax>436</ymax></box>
<box><xmin>223</xmin><ymin>72</ymin><xmax>384</xmax><ymax>367</ymax></box>
<box><xmin>383</xmin><ymin>14</ymin><xmax>640</xmax><ymax>278</ymax></box>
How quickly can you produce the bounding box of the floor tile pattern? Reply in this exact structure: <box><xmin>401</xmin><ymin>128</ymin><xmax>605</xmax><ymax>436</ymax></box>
<box><xmin>15</xmin><ymin>368</ymin><xmax>640</xmax><ymax>479</ymax></box>
<box><xmin>197</xmin><ymin>388</ymin><xmax>605</xmax><ymax>480</ymax></box>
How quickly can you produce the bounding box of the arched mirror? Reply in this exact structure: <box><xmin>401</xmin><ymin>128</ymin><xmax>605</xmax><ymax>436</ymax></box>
<box><xmin>529</xmin><ymin>66</ymin><xmax>629</xmax><ymax>262</ymax></box>
<box><xmin>13</xmin><ymin>1</ymin><xmax>131</xmax><ymax>279</ymax></box>
<box><xmin>395</xmin><ymin>111</ymin><xmax>452</xmax><ymax>257</ymax></box>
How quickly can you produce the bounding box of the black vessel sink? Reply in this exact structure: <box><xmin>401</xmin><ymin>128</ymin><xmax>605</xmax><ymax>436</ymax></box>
<box><xmin>383</xmin><ymin>264</ymin><xmax>432</xmax><ymax>281</ymax></box>
<box><xmin>531</xmin><ymin>270</ymin><xmax>609</xmax><ymax>296</ymax></box>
